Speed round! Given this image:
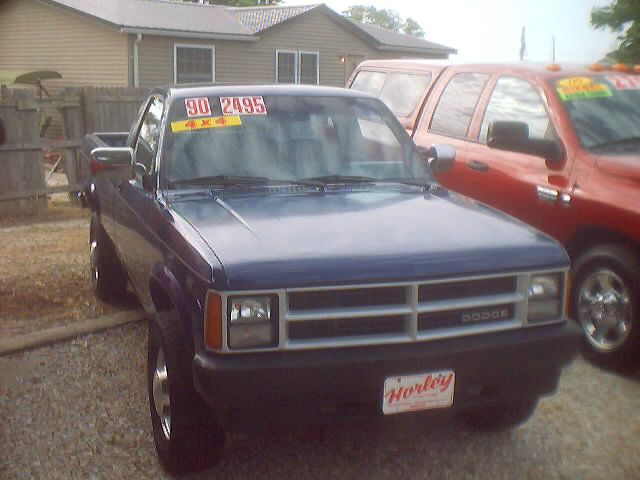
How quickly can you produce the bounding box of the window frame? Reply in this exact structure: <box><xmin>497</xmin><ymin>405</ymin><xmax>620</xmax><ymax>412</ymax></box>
<box><xmin>133</xmin><ymin>95</ymin><xmax>165</xmax><ymax>186</ymax></box>
<box><xmin>275</xmin><ymin>49</ymin><xmax>299</xmax><ymax>84</ymax></box>
<box><xmin>173</xmin><ymin>43</ymin><xmax>216</xmax><ymax>85</ymax></box>
<box><xmin>427</xmin><ymin>71</ymin><xmax>490</xmax><ymax>140</ymax></box>
<box><xmin>275</xmin><ymin>50</ymin><xmax>320</xmax><ymax>85</ymax></box>
<box><xmin>298</xmin><ymin>50</ymin><xmax>320</xmax><ymax>85</ymax></box>
<box><xmin>478</xmin><ymin>75</ymin><xmax>556</xmax><ymax>145</ymax></box>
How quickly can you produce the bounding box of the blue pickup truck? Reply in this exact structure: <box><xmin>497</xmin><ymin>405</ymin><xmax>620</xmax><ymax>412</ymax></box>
<box><xmin>81</xmin><ymin>85</ymin><xmax>580</xmax><ymax>474</ymax></box>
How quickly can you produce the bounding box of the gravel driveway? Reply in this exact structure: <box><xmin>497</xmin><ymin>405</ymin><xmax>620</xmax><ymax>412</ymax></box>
<box><xmin>1</xmin><ymin>322</ymin><xmax>639</xmax><ymax>480</ymax></box>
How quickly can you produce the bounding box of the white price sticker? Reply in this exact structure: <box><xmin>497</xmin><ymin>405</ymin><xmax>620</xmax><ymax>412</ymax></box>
<box><xmin>220</xmin><ymin>96</ymin><xmax>268</xmax><ymax>116</ymax></box>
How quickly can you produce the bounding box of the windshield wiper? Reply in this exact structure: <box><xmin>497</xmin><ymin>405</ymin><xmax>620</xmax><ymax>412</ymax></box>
<box><xmin>268</xmin><ymin>179</ymin><xmax>325</xmax><ymax>187</ymax></box>
<box><xmin>589</xmin><ymin>137</ymin><xmax>640</xmax><ymax>150</ymax></box>
<box><xmin>301</xmin><ymin>175</ymin><xmax>378</xmax><ymax>184</ymax></box>
<box><xmin>170</xmin><ymin>175</ymin><xmax>270</xmax><ymax>188</ymax></box>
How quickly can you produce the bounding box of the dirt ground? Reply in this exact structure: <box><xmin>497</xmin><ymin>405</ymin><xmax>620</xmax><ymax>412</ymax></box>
<box><xmin>0</xmin><ymin>201</ymin><xmax>120</xmax><ymax>336</ymax></box>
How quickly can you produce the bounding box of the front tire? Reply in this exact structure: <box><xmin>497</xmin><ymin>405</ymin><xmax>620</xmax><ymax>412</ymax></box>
<box><xmin>148</xmin><ymin>310</ymin><xmax>224</xmax><ymax>475</ymax></box>
<box><xmin>460</xmin><ymin>399</ymin><xmax>538</xmax><ymax>431</ymax></box>
<box><xmin>572</xmin><ymin>244</ymin><xmax>640</xmax><ymax>368</ymax></box>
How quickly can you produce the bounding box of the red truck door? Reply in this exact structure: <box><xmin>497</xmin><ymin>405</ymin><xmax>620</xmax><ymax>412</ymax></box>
<box><xmin>413</xmin><ymin>70</ymin><xmax>491</xmax><ymax>193</ymax></box>
<box><xmin>462</xmin><ymin>76</ymin><xmax>576</xmax><ymax>239</ymax></box>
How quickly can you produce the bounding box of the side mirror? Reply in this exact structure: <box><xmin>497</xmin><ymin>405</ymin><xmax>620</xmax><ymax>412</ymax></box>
<box><xmin>488</xmin><ymin>121</ymin><xmax>564</xmax><ymax>164</ymax></box>
<box><xmin>419</xmin><ymin>144</ymin><xmax>456</xmax><ymax>174</ymax></box>
<box><xmin>89</xmin><ymin>147</ymin><xmax>133</xmax><ymax>182</ymax></box>
<box><xmin>0</xmin><ymin>115</ymin><xmax>6</xmax><ymax>146</ymax></box>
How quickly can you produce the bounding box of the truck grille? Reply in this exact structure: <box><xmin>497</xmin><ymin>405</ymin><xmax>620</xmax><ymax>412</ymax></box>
<box><xmin>215</xmin><ymin>271</ymin><xmax>562</xmax><ymax>353</ymax></box>
<box><xmin>281</xmin><ymin>274</ymin><xmax>526</xmax><ymax>350</ymax></box>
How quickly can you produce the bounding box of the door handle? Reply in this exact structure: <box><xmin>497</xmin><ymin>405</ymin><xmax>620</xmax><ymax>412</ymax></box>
<box><xmin>536</xmin><ymin>185</ymin><xmax>559</xmax><ymax>203</ymax></box>
<box><xmin>467</xmin><ymin>160</ymin><xmax>489</xmax><ymax>172</ymax></box>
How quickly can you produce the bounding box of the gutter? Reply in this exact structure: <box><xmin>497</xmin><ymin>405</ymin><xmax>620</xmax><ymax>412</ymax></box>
<box><xmin>120</xmin><ymin>27</ymin><xmax>259</xmax><ymax>42</ymax></box>
<box><xmin>377</xmin><ymin>45</ymin><xmax>458</xmax><ymax>55</ymax></box>
<box><xmin>133</xmin><ymin>33</ymin><xmax>142</xmax><ymax>88</ymax></box>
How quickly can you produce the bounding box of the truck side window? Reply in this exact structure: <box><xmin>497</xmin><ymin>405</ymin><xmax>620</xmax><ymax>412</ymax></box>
<box><xmin>134</xmin><ymin>97</ymin><xmax>164</xmax><ymax>183</ymax></box>
<box><xmin>429</xmin><ymin>73</ymin><xmax>489</xmax><ymax>138</ymax></box>
<box><xmin>480</xmin><ymin>77</ymin><xmax>554</xmax><ymax>144</ymax></box>
<box><xmin>379</xmin><ymin>73</ymin><xmax>432</xmax><ymax>117</ymax></box>
<box><xmin>350</xmin><ymin>71</ymin><xmax>387</xmax><ymax>95</ymax></box>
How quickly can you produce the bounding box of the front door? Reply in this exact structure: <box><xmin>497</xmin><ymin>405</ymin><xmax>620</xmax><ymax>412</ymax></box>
<box><xmin>114</xmin><ymin>96</ymin><xmax>165</xmax><ymax>309</ymax></box>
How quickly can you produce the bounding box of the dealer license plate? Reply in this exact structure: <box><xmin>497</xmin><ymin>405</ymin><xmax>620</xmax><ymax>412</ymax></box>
<box><xmin>382</xmin><ymin>370</ymin><xmax>455</xmax><ymax>415</ymax></box>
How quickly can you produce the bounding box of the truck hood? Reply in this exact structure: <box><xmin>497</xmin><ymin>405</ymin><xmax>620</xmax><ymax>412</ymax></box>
<box><xmin>170</xmin><ymin>189</ymin><xmax>568</xmax><ymax>290</ymax></box>
<box><xmin>595</xmin><ymin>153</ymin><xmax>640</xmax><ymax>183</ymax></box>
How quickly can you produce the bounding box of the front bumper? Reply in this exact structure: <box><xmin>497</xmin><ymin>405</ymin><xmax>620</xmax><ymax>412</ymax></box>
<box><xmin>193</xmin><ymin>322</ymin><xmax>580</xmax><ymax>430</ymax></box>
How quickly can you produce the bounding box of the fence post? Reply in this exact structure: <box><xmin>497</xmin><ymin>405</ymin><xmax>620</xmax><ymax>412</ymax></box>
<box><xmin>0</xmin><ymin>89</ymin><xmax>46</xmax><ymax>215</ymax></box>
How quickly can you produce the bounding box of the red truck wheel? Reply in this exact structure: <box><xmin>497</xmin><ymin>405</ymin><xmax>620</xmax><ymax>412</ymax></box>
<box><xmin>572</xmin><ymin>244</ymin><xmax>640</xmax><ymax>368</ymax></box>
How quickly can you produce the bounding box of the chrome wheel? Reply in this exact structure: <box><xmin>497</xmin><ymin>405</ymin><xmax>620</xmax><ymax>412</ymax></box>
<box><xmin>578</xmin><ymin>269</ymin><xmax>633</xmax><ymax>352</ymax></box>
<box><xmin>153</xmin><ymin>348</ymin><xmax>171</xmax><ymax>440</ymax></box>
<box><xmin>89</xmin><ymin>239</ymin><xmax>99</xmax><ymax>288</ymax></box>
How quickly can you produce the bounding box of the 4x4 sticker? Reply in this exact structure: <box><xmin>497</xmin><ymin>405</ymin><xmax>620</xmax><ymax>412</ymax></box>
<box><xmin>171</xmin><ymin>116</ymin><xmax>242</xmax><ymax>133</ymax></box>
<box><xmin>556</xmin><ymin>77</ymin><xmax>612</xmax><ymax>101</ymax></box>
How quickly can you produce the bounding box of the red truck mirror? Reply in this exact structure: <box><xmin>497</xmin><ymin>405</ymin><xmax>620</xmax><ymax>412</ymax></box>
<box><xmin>488</xmin><ymin>121</ymin><xmax>564</xmax><ymax>164</ymax></box>
<box><xmin>0</xmin><ymin>115</ymin><xmax>6</xmax><ymax>146</ymax></box>
<box><xmin>89</xmin><ymin>147</ymin><xmax>134</xmax><ymax>182</ymax></box>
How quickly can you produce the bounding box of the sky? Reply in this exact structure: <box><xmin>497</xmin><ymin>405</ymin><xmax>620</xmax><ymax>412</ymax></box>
<box><xmin>284</xmin><ymin>0</ymin><xmax>620</xmax><ymax>64</ymax></box>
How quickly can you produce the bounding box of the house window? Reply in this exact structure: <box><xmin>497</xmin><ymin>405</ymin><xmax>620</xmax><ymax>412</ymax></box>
<box><xmin>276</xmin><ymin>50</ymin><xmax>319</xmax><ymax>85</ymax></box>
<box><xmin>276</xmin><ymin>50</ymin><xmax>298</xmax><ymax>84</ymax></box>
<box><xmin>299</xmin><ymin>52</ymin><xmax>319</xmax><ymax>85</ymax></box>
<box><xmin>174</xmin><ymin>45</ymin><xmax>215</xmax><ymax>84</ymax></box>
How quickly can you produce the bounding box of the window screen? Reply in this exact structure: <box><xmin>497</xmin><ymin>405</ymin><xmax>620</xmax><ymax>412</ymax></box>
<box><xmin>300</xmin><ymin>53</ymin><xmax>319</xmax><ymax>85</ymax></box>
<box><xmin>429</xmin><ymin>73</ymin><xmax>489</xmax><ymax>137</ymax></box>
<box><xmin>277</xmin><ymin>51</ymin><xmax>297</xmax><ymax>84</ymax></box>
<box><xmin>480</xmin><ymin>77</ymin><xmax>553</xmax><ymax>144</ymax></box>
<box><xmin>175</xmin><ymin>46</ymin><xmax>214</xmax><ymax>84</ymax></box>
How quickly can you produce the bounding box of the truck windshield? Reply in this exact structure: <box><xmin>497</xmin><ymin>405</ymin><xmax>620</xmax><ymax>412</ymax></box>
<box><xmin>163</xmin><ymin>95</ymin><xmax>428</xmax><ymax>188</ymax></box>
<box><xmin>553</xmin><ymin>74</ymin><xmax>640</xmax><ymax>151</ymax></box>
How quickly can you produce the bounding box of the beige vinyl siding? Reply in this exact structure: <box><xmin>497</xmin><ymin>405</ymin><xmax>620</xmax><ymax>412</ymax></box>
<box><xmin>0</xmin><ymin>0</ymin><xmax>129</xmax><ymax>88</ymax></box>
<box><xmin>136</xmin><ymin>9</ymin><xmax>437</xmax><ymax>88</ymax></box>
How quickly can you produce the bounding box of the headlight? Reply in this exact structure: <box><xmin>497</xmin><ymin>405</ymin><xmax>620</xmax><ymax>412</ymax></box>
<box><xmin>228</xmin><ymin>296</ymin><xmax>277</xmax><ymax>349</ymax></box>
<box><xmin>527</xmin><ymin>274</ymin><xmax>563</xmax><ymax>323</ymax></box>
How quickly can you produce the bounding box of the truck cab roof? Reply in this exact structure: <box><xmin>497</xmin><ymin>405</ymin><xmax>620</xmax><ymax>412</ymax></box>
<box><xmin>153</xmin><ymin>84</ymin><xmax>377</xmax><ymax>101</ymax></box>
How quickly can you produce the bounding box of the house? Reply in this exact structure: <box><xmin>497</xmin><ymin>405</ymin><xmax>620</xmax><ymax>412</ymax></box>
<box><xmin>0</xmin><ymin>0</ymin><xmax>456</xmax><ymax>89</ymax></box>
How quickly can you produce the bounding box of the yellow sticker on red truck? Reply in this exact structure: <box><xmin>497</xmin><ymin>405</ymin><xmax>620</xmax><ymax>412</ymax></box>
<box><xmin>171</xmin><ymin>115</ymin><xmax>242</xmax><ymax>133</ymax></box>
<box><xmin>556</xmin><ymin>77</ymin><xmax>612</xmax><ymax>101</ymax></box>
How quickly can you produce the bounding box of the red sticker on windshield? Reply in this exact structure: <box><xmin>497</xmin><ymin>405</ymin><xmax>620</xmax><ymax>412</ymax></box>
<box><xmin>605</xmin><ymin>75</ymin><xmax>640</xmax><ymax>90</ymax></box>
<box><xmin>185</xmin><ymin>97</ymin><xmax>211</xmax><ymax>117</ymax></box>
<box><xmin>220</xmin><ymin>96</ymin><xmax>268</xmax><ymax>116</ymax></box>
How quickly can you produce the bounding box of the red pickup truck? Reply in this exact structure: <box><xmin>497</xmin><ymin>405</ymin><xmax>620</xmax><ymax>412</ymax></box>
<box><xmin>349</xmin><ymin>61</ymin><xmax>640</xmax><ymax>367</ymax></box>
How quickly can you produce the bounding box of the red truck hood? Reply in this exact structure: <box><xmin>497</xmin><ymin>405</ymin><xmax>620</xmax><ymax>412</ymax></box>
<box><xmin>595</xmin><ymin>154</ymin><xmax>640</xmax><ymax>183</ymax></box>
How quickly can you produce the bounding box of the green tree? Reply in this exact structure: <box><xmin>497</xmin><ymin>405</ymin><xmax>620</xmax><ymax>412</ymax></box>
<box><xmin>342</xmin><ymin>4</ymin><xmax>426</xmax><ymax>37</ymax></box>
<box><xmin>403</xmin><ymin>18</ymin><xmax>425</xmax><ymax>37</ymax></box>
<box><xmin>591</xmin><ymin>0</ymin><xmax>640</xmax><ymax>63</ymax></box>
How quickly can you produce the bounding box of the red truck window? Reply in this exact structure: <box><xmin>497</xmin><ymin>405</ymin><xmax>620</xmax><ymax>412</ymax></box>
<box><xmin>351</xmin><ymin>71</ymin><xmax>387</xmax><ymax>95</ymax></box>
<box><xmin>479</xmin><ymin>77</ymin><xmax>554</xmax><ymax>144</ymax></box>
<box><xmin>429</xmin><ymin>73</ymin><xmax>489</xmax><ymax>138</ymax></box>
<box><xmin>379</xmin><ymin>73</ymin><xmax>432</xmax><ymax>117</ymax></box>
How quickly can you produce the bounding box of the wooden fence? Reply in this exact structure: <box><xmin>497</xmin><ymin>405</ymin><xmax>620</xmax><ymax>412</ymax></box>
<box><xmin>0</xmin><ymin>86</ymin><xmax>148</xmax><ymax>214</ymax></box>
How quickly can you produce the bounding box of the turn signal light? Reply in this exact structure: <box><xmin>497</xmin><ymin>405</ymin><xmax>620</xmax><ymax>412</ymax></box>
<box><xmin>588</xmin><ymin>63</ymin><xmax>605</xmax><ymax>72</ymax></box>
<box><xmin>547</xmin><ymin>64</ymin><xmax>561</xmax><ymax>72</ymax></box>
<box><xmin>633</xmin><ymin>65</ymin><xmax>640</xmax><ymax>74</ymax></box>
<box><xmin>611</xmin><ymin>63</ymin><xmax>630</xmax><ymax>72</ymax></box>
<box><xmin>204</xmin><ymin>292</ymin><xmax>222</xmax><ymax>349</ymax></box>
